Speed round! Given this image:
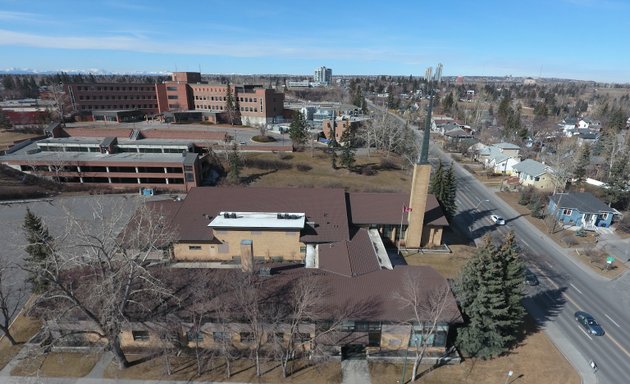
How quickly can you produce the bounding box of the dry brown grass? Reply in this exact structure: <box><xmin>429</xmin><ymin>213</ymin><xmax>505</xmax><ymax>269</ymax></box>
<box><xmin>104</xmin><ymin>355</ymin><xmax>341</xmax><ymax>383</ymax></box>
<box><xmin>0</xmin><ymin>308</ymin><xmax>42</xmax><ymax>370</ymax></box>
<box><xmin>240</xmin><ymin>151</ymin><xmax>412</xmax><ymax>193</ymax></box>
<box><xmin>10</xmin><ymin>352</ymin><xmax>100</xmax><ymax>377</ymax></box>
<box><xmin>403</xmin><ymin>244</ymin><xmax>477</xmax><ymax>279</ymax></box>
<box><xmin>0</xmin><ymin>130</ymin><xmax>41</xmax><ymax>149</ymax></box>
<box><xmin>369</xmin><ymin>316</ymin><xmax>579</xmax><ymax>384</ymax></box>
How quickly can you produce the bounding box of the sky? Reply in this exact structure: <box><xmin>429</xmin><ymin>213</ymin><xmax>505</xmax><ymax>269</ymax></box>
<box><xmin>0</xmin><ymin>0</ymin><xmax>629</xmax><ymax>82</ymax></box>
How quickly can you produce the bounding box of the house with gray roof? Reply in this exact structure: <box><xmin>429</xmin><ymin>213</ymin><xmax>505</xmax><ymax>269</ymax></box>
<box><xmin>475</xmin><ymin>142</ymin><xmax>521</xmax><ymax>175</ymax></box>
<box><xmin>547</xmin><ymin>192</ymin><xmax>616</xmax><ymax>230</ymax></box>
<box><xmin>512</xmin><ymin>159</ymin><xmax>557</xmax><ymax>191</ymax></box>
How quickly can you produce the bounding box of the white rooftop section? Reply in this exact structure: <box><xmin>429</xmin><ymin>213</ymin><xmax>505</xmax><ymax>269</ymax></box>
<box><xmin>209</xmin><ymin>212</ymin><xmax>306</xmax><ymax>229</ymax></box>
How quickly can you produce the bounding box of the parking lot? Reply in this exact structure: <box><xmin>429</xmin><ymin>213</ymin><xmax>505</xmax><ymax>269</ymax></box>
<box><xmin>0</xmin><ymin>194</ymin><xmax>142</xmax><ymax>325</ymax></box>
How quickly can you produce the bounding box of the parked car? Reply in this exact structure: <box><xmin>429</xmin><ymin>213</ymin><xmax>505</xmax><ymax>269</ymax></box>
<box><xmin>575</xmin><ymin>311</ymin><xmax>605</xmax><ymax>336</ymax></box>
<box><xmin>490</xmin><ymin>215</ymin><xmax>506</xmax><ymax>225</ymax></box>
<box><xmin>524</xmin><ymin>269</ymin><xmax>539</xmax><ymax>286</ymax></box>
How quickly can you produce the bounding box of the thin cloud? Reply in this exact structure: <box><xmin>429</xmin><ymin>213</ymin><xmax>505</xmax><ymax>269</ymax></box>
<box><xmin>0</xmin><ymin>28</ymin><xmax>430</xmax><ymax>63</ymax></box>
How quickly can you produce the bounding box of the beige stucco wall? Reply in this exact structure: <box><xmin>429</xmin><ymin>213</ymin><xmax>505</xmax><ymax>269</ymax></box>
<box><xmin>520</xmin><ymin>172</ymin><xmax>555</xmax><ymax>191</ymax></box>
<box><xmin>422</xmin><ymin>227</ymin><xmax>443</xmax><ymax>248</ymax></box>
<box><xmin>173</xmin><ymin>229</ymin><xmax>304</xmax><ymax>262</ymax></box>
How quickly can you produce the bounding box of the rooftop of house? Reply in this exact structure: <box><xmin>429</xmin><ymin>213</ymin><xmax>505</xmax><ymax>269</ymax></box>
<box><xmin>550</xmin><ymin>192</ymin><xmax>615</xmax><ymax>214</ymax></box>
<box><xmin>513</xmin><ymin>159</ymin><xmax>552</xmax><ymax>177</ymax></box>
<box><xmin>494</xmin><ymin>142</ymin><xmax>520</xmax><ymax>150</ymax></box>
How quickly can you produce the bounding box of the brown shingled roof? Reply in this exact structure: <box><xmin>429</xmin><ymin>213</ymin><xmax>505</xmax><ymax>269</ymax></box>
<box><xmin>348</xmin><ymin>192</ymin><xmax>447</xmax><ymax>227</ymax></box>
<box><xmin>318</xmin><ymin>228</ymin><xmax>381</xmax><ymax>277</ymax></box>
<box><xmin>170</xmin><ymin>186</ymin><xmax>350</xmax><ymax>243</ymax></box>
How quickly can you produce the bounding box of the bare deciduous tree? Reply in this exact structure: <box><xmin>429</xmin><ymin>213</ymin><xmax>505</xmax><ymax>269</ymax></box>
<box><xmin>27</xmin><ymin>199</ymin><xmax>177</xmax><ymax>369</ymax></box>
<box><xmin>395</xmin><ymin>273</ymin><xmax>456</xmax><ymax>382</ymax></box>
<box><xmin>0</xmin><ymin>254</ymin><xmax>27</xmax><ymax>345</ymax></box>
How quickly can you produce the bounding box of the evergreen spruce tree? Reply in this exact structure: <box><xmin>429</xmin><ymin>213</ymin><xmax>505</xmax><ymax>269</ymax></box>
<box><xmin>339</xmin><ymin>128</ymin><xmax>356</xmax><ymax>169</ymax></box>
<box><xmin>429</xmin><ymin>161</ymin><xmax>445</xmax><ymax>197</ymax></box>
<box><xmin>442</xmin><ymin>164</ymin><xmax>458</xmax><ymax>220</ymax></box>
<box><xmin>573</xmin><ymin>144</ymin><xmax>591</xmax><ymax>184</ymax></box>
<box><xmin>227</xmin><ymin>142</ymin><xmax>242</xmax><ymax>184</ymax></box>
<box><xmin>22</xmin><ymin>208</ymin><xmax>53</xmax><ymax>293</ymax></box>
<box><xmin>429</xmin><ymin>162</ymin><xmax>457</xmax><ymax>221</ymax></box>
<box><xmin>224</xmin><ymin>80</ymin><xmax>240</xmax><ymax>125</ymax></box>
<box><xmin>288</xmin><ymin>111</ymin><xmax>308</xmax><ymax>148</ymax></box>
<box><xmin>456</xmin><ymin>233</ymin><xmax>525</xmax><ymax>359</ymax></box>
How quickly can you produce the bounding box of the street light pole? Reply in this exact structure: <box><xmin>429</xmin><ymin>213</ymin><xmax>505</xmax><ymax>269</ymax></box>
<box><xmin>503</xmin><ymin>370</ymin><xmax>514</xmax><ymax>384</ymax></box>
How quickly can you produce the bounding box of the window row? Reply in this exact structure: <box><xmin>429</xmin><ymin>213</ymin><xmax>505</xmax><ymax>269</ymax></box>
<box><xmin>75</xmin><ymin>86</ymin><xmax>154</xmax><ymax>92</ymax></box>
<box><xmin>80</xmin><ymin>104</ymin><xmax>157</xmax><ymax>110</ymax></box>
<box><xmin>79</xmin><ymin>95</ymin><xmax>156</xmax><ymax>100</ymax></box>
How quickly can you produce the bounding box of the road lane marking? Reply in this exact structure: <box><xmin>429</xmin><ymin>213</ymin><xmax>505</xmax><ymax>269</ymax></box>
<box><xmin>604</xmin><ymin>313</ymin><xmax>621</xmax><ymax>328</ymax></box>
<box><xmin>605</xmin><ymin>333</ymin><xmax>630</xmax><ymax>360</ymax></box>
<box><xmin>577</xmin><ymin>325</ymin><xmax>593</xmax><ymax>340</ymax></box>
<box><xmin>520</xmin><ymin>239</ymin><xmax>531</xmax><ymax>248</ymax></box>
<box><xmin>569</xmin><ymin>283</ymin><xmax>583</xmax><ymax>295</ymax></box>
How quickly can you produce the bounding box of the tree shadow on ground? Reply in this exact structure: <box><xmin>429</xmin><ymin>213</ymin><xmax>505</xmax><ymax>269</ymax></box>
<box><xmin>520</xmin><ymin>286</ymin><xmax>568</xmax><ymax>339</ymax></box>
<box><xmin>241</xmin><ymin>169</ymin><xmax>277</xmax><ymax>184</ymax></box>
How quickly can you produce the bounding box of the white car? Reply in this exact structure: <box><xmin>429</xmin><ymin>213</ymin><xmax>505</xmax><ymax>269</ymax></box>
<box><xmin>490</xmin><ymin>215</ymin><xmax>506</xmax><ymax>225</ymax></box>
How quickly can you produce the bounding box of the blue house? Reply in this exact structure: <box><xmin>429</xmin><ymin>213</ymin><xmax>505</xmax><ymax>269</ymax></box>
<box><xmin>547</xmin><ymin>192</ymin><xmax>616</xmax><ymax>230</ymax></box>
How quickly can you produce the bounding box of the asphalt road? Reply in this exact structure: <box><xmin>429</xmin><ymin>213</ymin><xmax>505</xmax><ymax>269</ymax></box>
<box><xmin>373</xmin><ymin>101</ymin><xmax>630</xmax><ymax>383</ymax></box>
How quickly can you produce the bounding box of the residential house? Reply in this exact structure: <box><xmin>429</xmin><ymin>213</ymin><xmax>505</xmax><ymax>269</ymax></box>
<box><xmin>559</xmin><ymin>117</ymin><xmax>578</xmax><ymax>137</ymax></box>
<box><xmin>547</xmin><ymin>192</ymin><xmax>616</xmax><ymax>230</ymax></box>
<box><xmin>512</xmin><ymin>159</ymin><xmax>557</xmax><ymax>191</ymax></box>
<box><xmin>476</xmin><ymin>142</ymin><xmax>521</xmax><ymax>175</ymax></box>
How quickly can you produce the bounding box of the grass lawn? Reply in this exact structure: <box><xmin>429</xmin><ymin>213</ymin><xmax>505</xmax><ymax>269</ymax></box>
<box><xmin>369</xmin><ymin>316</ymin><xmax>579</xmax><ymax>384</ymax></box>
<box><xmin>240</xmin><ymin>150</ymin><xmax>412</xmax><ymax>193</ymax></box>
<box><xmin>11</xmin><ymin>352</ymin><xmax>101</xmax><ymax>377</ymax></box>
<box><xmin>0</xmin><ymin>302</ymin><xmax>42</xmax><ymax>370</ymax></box>
<box><xmin>104</xmin><ymin>354</ymin><xmax>341</xmax><ymax>383</ymax></box>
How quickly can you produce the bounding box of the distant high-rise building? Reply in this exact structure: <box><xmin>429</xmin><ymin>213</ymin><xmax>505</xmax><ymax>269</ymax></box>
<box><xmin>314</xmin><ymin>66</ymin><xmax>333</xmax><ymax>85</ymax></box>
<box><xmin>434</xmin><ymin>63</ymin><xmax>443</xmax><ymax>83</ymax></box>
<box><xmin>424</xmin><ymin>67</ymin><xmax>433</xmax><ymax>82</ymax></box>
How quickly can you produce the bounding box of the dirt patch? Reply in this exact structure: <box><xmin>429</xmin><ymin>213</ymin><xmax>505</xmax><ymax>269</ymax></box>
<box><xmin>11</xmin><ymin>352</ymin><xmax>101</xmax><ymax>377</ymax></box>
<box><xmin>369</xmin><ymin>317</ymin><xmax>578</xmax><ymax>384</ymax></box>
<box><xmin>104</xmin><ymin>355</ymin><xmax>341</xmax><ymax>383</ymax></box>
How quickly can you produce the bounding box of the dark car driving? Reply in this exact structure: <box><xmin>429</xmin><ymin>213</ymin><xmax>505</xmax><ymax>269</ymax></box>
<box><xmin>524</xmin><ymin>269</ymin><xmax>539</xmax><ymax>286</ymax></box>
<box><xmin>575</xmin><ymin>311</ymin><xmax>605</xmax><ymax>336</ymax></box>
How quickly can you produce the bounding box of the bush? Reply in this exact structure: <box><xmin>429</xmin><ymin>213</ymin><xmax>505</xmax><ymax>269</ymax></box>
<box><xmin>562</xmin><ymin>234</ymin><xmax>578</xmax><ymax>246</ymax></box>
<box><xmin>252</xmin><ymin>135</ymin><xmax>276</xmax><ymax>143</ymax></box>
<box><xmin>296</xmin><ymin>163</ymin><xmax>312</xmax><ymax>172</ymax></box>
<box><xmin>379</xmin><ymin>158</ymin><xmax>399</xmax><ymax>170</ymax></box>
<box><xmin>276</xmin><ymin>152</ymin><xmax>293</xmax><ymax>160</ymax></box>
<box><xmin>360</xmin><ymin>165</ymin><xmax>377</xmax><ymax>176</ymax></box>
<box><xmin>245</xmin><ymin>158</ymin><xmax>293</xmax><ymax>170</ymax></box>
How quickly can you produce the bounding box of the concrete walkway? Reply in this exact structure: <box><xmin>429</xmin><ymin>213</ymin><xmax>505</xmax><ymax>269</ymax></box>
<box><xmin>341</xmin><ymin>360</ymin><xmax>371</xmax><ymax>384</ymax></box>
<box><xmin>85</xmin><ymin>351</ymin><xmax>113</xmax><ymax>378</ymax></box>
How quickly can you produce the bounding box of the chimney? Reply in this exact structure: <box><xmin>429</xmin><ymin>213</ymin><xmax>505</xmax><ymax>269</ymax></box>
<box><xmin>240</xmin><ymin>240</ymin><xmax>254</xmax><ymax>273</ymax></box>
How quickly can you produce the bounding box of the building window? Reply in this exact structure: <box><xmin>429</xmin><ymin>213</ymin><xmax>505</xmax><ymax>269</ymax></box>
<box><xmin>213</xmin><ymin>332</ymin><xmax>229</xmax><ymax>342</ymax></box>
<box><xmin>187</xmin><ymin>330</ymin><xmax>204</xmax><ymax>342</ymax></box>
<box><xmin>132</xmin><ymin>330</ymin><xmax>150</xmax><ymax>341</ymax></box>
<box><xmin>562</xmin><ymin>209</ymin><xmax>572</xmax><ymax>216</ymax></box>
<box><xmin>188</xmin><ymin>245</ymin><xmax>202</xmax><ymax>251</ymax></box>
<box><xmin>599</xmin><ymin>212</ymin><xmax>608</xmax><ymax>220</ymax></box>
<box><xmin>167</xmin><ymin>95</ymin><xmax>178</xmax><ymax>99</ymax></box>
<box><xmin>240</xmin><ymin>332</ymin><xmax>255</xmax><ymax>342</ymax></box>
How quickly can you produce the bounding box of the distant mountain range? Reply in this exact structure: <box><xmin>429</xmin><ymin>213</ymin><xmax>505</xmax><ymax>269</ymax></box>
<box><xmin>0</xmin><ymin>68</ymin><xmax>171</xmax><ymax>76</ymax></box>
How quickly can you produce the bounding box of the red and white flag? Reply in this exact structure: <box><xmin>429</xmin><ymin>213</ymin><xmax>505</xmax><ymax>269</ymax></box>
<box><xmin>403</xmin><ymin>205</ymin><xmax>413</xmax><ymax>213</ymax></box>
